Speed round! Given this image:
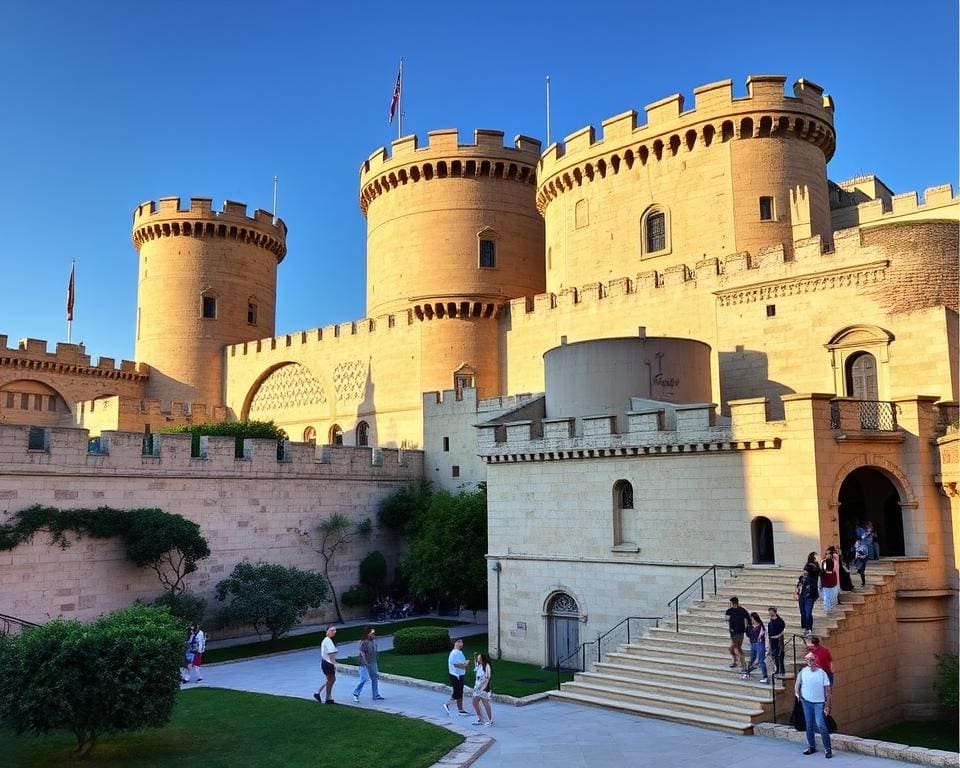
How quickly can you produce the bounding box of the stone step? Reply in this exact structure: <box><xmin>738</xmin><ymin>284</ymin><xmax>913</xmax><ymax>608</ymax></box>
<box><xmin>606</xmin><ymin>651</ymin><xmax>793</xmax><ymax>684</ymax></box>
<box><xmin>583</xmin><ymin>665</ymin><xmax>782</xmax><ymax>703</ymax></box>
<box><xmin>550</xmin><ymin>688</ymin><xmax>757</xmax><ymax>734</ymax></box>
<box><xmin>559</xmin><ymin>678</ymin><xmax>764</xmax><ymax>720</ymax></box>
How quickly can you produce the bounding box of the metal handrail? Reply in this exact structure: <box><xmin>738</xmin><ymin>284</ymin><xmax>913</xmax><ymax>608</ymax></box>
<box><xmin>0</xmin><ymin>612</ymin><xmax>41</xmax><ymax>634</ymax></box>
<box><xmin>666</xmin><ymin>564</ymin><xmax>744</xmax><ymax>631</ymax></box>
<box><xmin>554</xmin><ymin>615</ymin><xmax>661</xmax><ymax>690</ymax></box>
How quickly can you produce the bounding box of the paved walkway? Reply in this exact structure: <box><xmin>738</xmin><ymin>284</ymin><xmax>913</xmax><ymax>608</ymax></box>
<box><xmin>196</xmin><ymin>635</ymin><xmax>921</xmax><ymax>768</ymax></box>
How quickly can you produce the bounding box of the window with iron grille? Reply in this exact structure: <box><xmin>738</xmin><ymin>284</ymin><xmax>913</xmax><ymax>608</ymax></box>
<box><xmin>645</xmin><ymin>212</ymin><xmax>666</xmax><ymax>253</ymax></box>
<box><xmin>479</xmin><ymin>239</ymin><xmax>496</xmax><ymax>268</ymax></box>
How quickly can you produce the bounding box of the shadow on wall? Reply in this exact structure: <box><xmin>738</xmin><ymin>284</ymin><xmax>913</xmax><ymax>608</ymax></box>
<box><xmin>718</xmin><ymin>346</ymin><xmax>795</xmax><ymax>419</ymax></box>
<box><xmin>355</xmin><ymin>357</ymin><xmax>379</xmax><ymax>447</ymax></box>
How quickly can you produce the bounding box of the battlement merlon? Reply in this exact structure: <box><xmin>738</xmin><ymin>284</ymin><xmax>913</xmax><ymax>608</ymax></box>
<box><xmin>358</xmin><ymin>130</ymin><xmax>542</xmax><ymax>215</ymax></box>
<box><xmin>131</xmin><ymin>197</ymin><xmax>287</xmax><ymax>261</ymax></box>
<box><xmin>537</xmin><ymin>75</ymin><xmax>835</xmax><ymax>185</ymax></box>
<box><xmin>0</xmin><ymin>336</ymin><xmax>148</xmax><ymax>378</ymax></box>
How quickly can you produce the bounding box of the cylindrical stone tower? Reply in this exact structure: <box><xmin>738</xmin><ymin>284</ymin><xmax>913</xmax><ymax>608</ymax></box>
<box><xmin>132</xmin><ymin>197</ymin><xmax>286</xmax><ymax>406</ymax></box>
<box><xmin>359</xmin><ymin>129</ymin><xmax>545</xmax><ymax>397</ymax></box>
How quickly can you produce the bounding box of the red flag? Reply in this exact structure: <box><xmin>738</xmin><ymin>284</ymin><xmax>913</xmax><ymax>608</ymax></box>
<box><xmin>66</xmin><ymin>263</ymin><xmax>75</xmax><ymax>322</ymax></box>
<box><xmin>388</xmin><ymin>64</ymin><xmax>402</xmax><ymax>124</ymax></box>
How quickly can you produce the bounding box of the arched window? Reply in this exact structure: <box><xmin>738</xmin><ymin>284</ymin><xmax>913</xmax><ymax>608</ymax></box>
<box><xmin>642</xmin><ymin>206</ymin><xmax>670</xmax><ymax>256</ymax></box>
<box><xmin>751</xmin><ymin>516</ymin><xmax>775</xmax><ymax>564</ymax></box>
<box><xmin>613</xmin><ymin>479</ymin><xmax>635</xmax><ymax>548</ymax></box>
<box><xmin>846</xmin><ymin>352</ymin><xmax>878</xmax><ymax>400</ymax></box>
<box><xmin>356</xmin><ymin>420</ymin><xmax>369</xmax><ymax>447</ymax></box>
<box><xmin>329</xmin><ymin>424</ymin><xmax>343</xmax><ymax>446</ymax></box>
<box><xmin>247</xmin><ymin>296</ymin><xmax>259</xmax><ymax>326</ymax></box>
<box><xmin>477</xmin><ymin>227</ymin><xmax>498</xmax><ymax>268</ymax></box>
<box><xmin>303</xmin><ymin>426</ymin><xmax>316</xmax><ymax>442</ymax></box>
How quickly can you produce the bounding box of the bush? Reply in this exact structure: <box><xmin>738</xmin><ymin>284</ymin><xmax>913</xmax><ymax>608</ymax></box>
<box><xmin>215</xmin><ymin>562</ymin><xmax>329</xmax><ymax>640</ymax></box>
<box><xmin>0</xmin><ymin>604</ymin><xmax>182</xmax><ymax>758</ymax></box>
<box><xmin>162</xmin><ymin>420</ymin><xmax>288</xmax><ymax>459</ymax></box>
<box><xmin>934</xmin><ymin>653</ymin><xmax>959</xmax><ymax>712</ymax></box>
<box><xmin>392</xmin><ymin>626</ymin><xmax>452</xmax><ymax>655</ymax></box>
<box><xmin>341</xmin><ymin>585</ymin><xmax>375</xmax><ymax>608</ymax></box>
<box><xmin>378</xmin><ymin>481</ymin><xmax>433</xmax><ymax>534</ymax></box>
<box><xmin>153</xmin><ymin>591</ymin><xmax>207</xmax><ymax>625</ymax></box>
<box><xmin>359</xmin><ymin>550</ymin><xmax>388</xmax><ymax>593</ymax></box>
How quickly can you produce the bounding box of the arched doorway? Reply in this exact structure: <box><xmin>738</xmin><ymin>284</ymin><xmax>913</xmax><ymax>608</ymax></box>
<box><xmin>546</xmin><ymin>593</ymin><xmax>580</xmax><ymax>669</ymax></box>
<box><xmin>751</xmin><ymin>517</ymin><xmax>775</xmax><ymax>564</ymax></box>
<box><xmin>838</xmin><ymin>467</ymin><xmax>904</xmax><ymax>557</ymax></box>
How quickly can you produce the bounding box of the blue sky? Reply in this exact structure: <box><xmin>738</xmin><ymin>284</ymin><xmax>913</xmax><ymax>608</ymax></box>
<box><xmin>0</xmin><ymin>1</ymin><xmax>956</xmax><ymax>362</ymax></box>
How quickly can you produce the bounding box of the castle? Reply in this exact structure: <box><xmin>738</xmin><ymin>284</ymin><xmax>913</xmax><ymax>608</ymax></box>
<box><xmin>0</xmin><ymin>75</ymin><xmax>957</xmax><ymax>730</ymax></box>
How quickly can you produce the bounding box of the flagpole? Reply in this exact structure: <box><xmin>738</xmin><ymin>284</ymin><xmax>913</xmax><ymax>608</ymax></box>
<box><xmin>546</xmin><ymin>75</ymin><xmax>552</xmax><ymax>146</ymax></box>
<box><xmin>272</xmin><ymin>176</ymin><xmax>279</xmax><ymax>224</ymax></box>
<box><xmin>66</xmin><ymin>260</ymin><xmax>75</xmax><ymax>344</ymax></box>
<box><xmin>398</xmin><ymin>57</ymin><xmax>404</xmax><ymax>140</ymax></box>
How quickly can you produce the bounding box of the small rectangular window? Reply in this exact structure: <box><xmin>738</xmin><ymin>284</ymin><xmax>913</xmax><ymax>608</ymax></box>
<box><xmin>48</xmin><ymin>396</ymin><xmax>58</xmax><ymax>412</ymax></box>
<box><xmin>202</xmin><ymin>296</ymin><xmax>217</xmax><ymax>319</ymax></box>
<box><xmin>247</xmin><ymin>303</ymin><xmax>258</xmax><ymax>325</ymax></box>
<box><xmin>20</xmin><ymin>393</ymin><xmax>29</xmax><ymax>409</ymax></box>
<box><xmin>4</xmin><ymin>392</ymin><xmax>13</xmax><ymax>408</ymax></box>
<box><xmin>766</xmin><ymin>304</ymin><xmax>776</xmax><ymax>318</ymax></box>
<box><xmin>479</xmin><ymin>240</ymin><xmax>496</xmax><ymax>268</ymax></box>
<box><xmin>443</xmin><ymin>436</ymin><xmax>450</xmax><ymax>452</ymax></box>
<box><xmin>33</xmin><ymin>395</ymin><xmax>42</xmax><ymax>411</ymax></box>
<box><xmin>759</xmin><ymin>197</ymin><xmax>774</xmax><ymax>221</ymax></box>
<box><xmin>452</xmin><ymin>465</ymin><xmax>460</xmax><ymax>478</ymax></box>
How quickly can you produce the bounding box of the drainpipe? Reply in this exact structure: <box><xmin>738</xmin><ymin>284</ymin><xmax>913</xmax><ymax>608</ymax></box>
<box><xmin>491</xmin><ymin>560</ymin><xmax>502</xmax><ymax>659</ymax></box>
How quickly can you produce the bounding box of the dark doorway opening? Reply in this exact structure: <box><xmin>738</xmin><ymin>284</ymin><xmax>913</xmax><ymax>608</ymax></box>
<box><xmin>751</xmin><ymin>516</ymin><xmax>775</xmax><ymax>564</ymax></box>
<box><xmin>838</xmin><ymin>467</ymin><xmax>904</xmax><ymax>558</ymax></box>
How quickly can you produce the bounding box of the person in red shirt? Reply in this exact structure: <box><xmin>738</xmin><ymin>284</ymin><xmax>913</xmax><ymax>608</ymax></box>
<box><xmin>804</xmin><ymin>636</ymin><xmax>834</xmax><ymax>684</ymax></box>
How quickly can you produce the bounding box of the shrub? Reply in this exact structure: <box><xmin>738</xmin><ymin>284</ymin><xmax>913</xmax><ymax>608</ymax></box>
<box><xmin>341</xmin><ymin>585</ymin><xmax>375</xmax><ymax>608</ymax></box>
<box><xmin>378</xmin><ymin>481</ymin><xmax>433</xmax><ymax>534</ymax></box>
<box><xmin>392</xmin><ymin>626</ymin><xmax>452</xmax><ymax>655</ymax></box>
<box><xmin>152</xmin><ymin>590</ymin><xmax>207</xmax><ymax>625</ymax></box>
<box><xmin>359</xmin><ymin>550</ymin><xmax>388</xmax><ymax>593</ymax></box>
<box><xmin>934</xmin><ymin>653</ymin><xmax>959</xmax><ymax>712</ymax></box>
<box><xmin>215</xmin><ymin>562</ymin><xmax>329</xmax><ymax>640</ymax></box>
<box><xmin>161</xmin><ymin>420</ymin><xmax>288</xmax><ymax>459</ymax></box>
<box><xmin>0</xmin><ymin>604</ymin><xmax>182</xmax><ymax>758</ymax></box>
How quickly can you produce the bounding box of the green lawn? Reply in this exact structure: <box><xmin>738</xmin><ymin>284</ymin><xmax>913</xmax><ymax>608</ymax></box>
<box><xmin>341</xmin><ymin>632</ymin><xmax>574</xmax><ymax>697</ymax></box>
<box><xmin>867</xmin><ymin>720</ymin><xmax>959</xmax><ymax>753</ymax></box>
<box><xmin>204</xmin><ymin>618</ymin><xmax>467</xmax><ymax>664</ymax></box>
<box><xmin>0</xmin><ymin>688</ymin><xmax>461</xmax><ymax>768</ymax></box>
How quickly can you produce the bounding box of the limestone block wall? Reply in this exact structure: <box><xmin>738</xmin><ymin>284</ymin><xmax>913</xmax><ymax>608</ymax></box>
<box><xmin>0</xmin><ymin>424</ymin><xmax>422</xmax><ymax>632</ymax></box>
<box><xmin>72</xmin><ymin>395</ymin><xmax>228</xmax><ymax>435</ymax></box>
<box><xmin>830</xmin><ymin>184</ymin><xmax>958</xmax><ymax>231</ymax></box>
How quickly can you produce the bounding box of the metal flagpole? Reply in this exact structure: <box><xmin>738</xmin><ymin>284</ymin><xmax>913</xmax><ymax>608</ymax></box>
<box><xmin>272</xmin><ymin>176</ymin><xmax>279</xmax><ymax>224</ymax></box>
<box><xmin>398</xmin><ymin>58</ymin><xmax>404</xmax><ymax>140</ymax></box>
<box><xmin>546</xmin><ymin>75</ymin><xmax>551</xmax><ymax>146</ymax></box>
<box><xmin>66</xmin><ymin>260</ymin><xmax>75</xmax><ymax>344</ymax></box>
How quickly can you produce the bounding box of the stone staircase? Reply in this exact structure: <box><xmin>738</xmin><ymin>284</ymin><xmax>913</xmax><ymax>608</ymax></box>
<box><xmin>550</xmin><ymin>562</ymin><xmax>896</xmax><ymax>733</ymax></box>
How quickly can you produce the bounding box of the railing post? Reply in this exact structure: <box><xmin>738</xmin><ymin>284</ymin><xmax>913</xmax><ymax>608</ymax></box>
<box><xmin>713</xmin><ymin>566</ymin><xmax>717</xmax><ymax>594</ymax></box>
<box><xmin>675</xmin><ymin>601</ymin><xmax>679</xmax><ymax>632</ymax></box>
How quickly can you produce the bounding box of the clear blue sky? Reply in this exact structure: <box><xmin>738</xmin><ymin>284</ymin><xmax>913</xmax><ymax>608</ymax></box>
<box><xmin>1</xmin><ymin>1</ymin><xmax>956</xmax><ymax>362</ymax></box>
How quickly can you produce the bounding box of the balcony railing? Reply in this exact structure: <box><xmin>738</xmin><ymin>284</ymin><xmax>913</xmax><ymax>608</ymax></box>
<box><xmin>830</xmin><ymin>399</ymin><xmax>899</xmax><ymax>432</ymax></box>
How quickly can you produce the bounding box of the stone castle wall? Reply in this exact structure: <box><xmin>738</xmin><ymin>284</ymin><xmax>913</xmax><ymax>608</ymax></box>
<box><xmin>0</xmin><ymin>424</ymin><xmax>423</xmax><ymax>631</ymax></box>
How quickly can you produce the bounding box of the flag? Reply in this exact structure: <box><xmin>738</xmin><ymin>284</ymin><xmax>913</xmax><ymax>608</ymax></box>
<box><xmin>66</xmin><ymin>262</ymin><xmax>75</xmax><ymax>322</ymax></box>
<box><xmin>388</xmin><ymin>63</ymin><xmax>402</xmax><ymax>124</ymax></box>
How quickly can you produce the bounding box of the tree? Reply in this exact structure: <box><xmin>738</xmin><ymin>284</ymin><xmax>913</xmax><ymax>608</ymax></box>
<box><xmin>378</xmin><ymin>481</ymin><xmax>433</xmax><ymax>535</ymax></box>
<box><xmin>301</xmin><ymin>514</ymin><xmax>372</xmax><ymax>623</ymax></box>
<box><xmin>124</xmin><ymin>508</ymin><xmax>211</xmax><ymax>596</ymax></box>
<box><xmin>214</xmin><ymin>562</ymin><xmax>329</xmax><ymax>640</ymax></box>
<box><xmin>359</xmin><ymin>550</ymin><xmax>388</xmax><ymax>595</ymax></box>
<box><xmin>401</xmin><ymin>485</ymin><xmax>487</xmax><ymax>612</ymax></box>
<box><xmin>0</xmin><ymin>604</ymin><xmax>182</xmax><ymax>758</ymax></box>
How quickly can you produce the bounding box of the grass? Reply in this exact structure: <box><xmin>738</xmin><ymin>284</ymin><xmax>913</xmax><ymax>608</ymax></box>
<box><xmin>0</xmin><ymin>687</ymin><xmax>461</xmax><ymax>768</ymax></box>
<box><xmin>204</xmin><ymin>617</ymin><xmax>467</xmax><ymax>664</ymax></box>
<box><xmin>867</xmin><ymin>719</ymin><xmax>959</xmax><ymax>753</ymax></box>
<box><xmin>341</xmin><ymin>632</ymin><xmax>574</xmax><ymax>697</ymax></box>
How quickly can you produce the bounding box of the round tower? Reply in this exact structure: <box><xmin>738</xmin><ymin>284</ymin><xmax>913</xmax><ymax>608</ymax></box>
<box><xmin>359</xmin><ymin>129</ymin><xmax>545</xmax><ymax>397</ymax></box>
<box><xmin>132</xmin><ymin>197</ymin><xmax>286</xmax><ymax>407</ymax></box>
<box><xmin>536</xmin><ymin>75</ymin><xmax>836</xmax><ymax>292</ymax></box>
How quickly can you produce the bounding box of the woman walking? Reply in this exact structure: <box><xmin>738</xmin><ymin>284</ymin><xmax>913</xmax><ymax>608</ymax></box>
<box><xmin>796</xmin><ymin>553</ymin><xmax>820</xmax><ymax>636</ymax></box>
<box><xmin>471</xmin><ymin>652</ymin><xmax>494</xmax><ymax>726</ymax></box>
<box><xmin>819</xmin><ymin>552</ymin><xmax>840</xmax><ymax>613</ymax></box>
<box><xmin>743</xmin><ymin>612</ymin><xmax>769</xmax><ymax>684</ymax></box>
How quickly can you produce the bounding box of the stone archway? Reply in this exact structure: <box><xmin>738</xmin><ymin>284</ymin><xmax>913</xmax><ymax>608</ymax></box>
<box><xmin>838</xmin><ymin>467</ymin><xmax>904</xmax><ymax>558</ymax></box>
<box><xmin>751</xmin><ymin>516</ymin><xmax>775</xmax><ymax>564</ymax></box>
<box><xmin>545</xmin><ymin>592</ymin><xmax>580</xmax><ymax>670</ymax></box>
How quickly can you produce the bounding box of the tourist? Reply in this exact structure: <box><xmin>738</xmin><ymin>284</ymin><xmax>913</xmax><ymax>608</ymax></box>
<box><xmin>852</xmin><ymin>537</ymin><xmax>869</xmax><ymax>586</ymax></box>
<box><xmin>804</xmin><ymin>635</ymin><xmax>834</xmax><ymax>685</ymax></box>
<box><xmin>314</xmin><ymin>626</ymin><xmax>338</xmax><ymax>704</ymax></box>
<box><xmin>471</xmin><ymin>652</ymin><xmax>494</xmax><ymax>726</ymax></box>
<box><xmin>442</xmin><ymin>637</ymin><xmax>471</xmax><ymax>716</ymax></box>
<box><xmin>819</xmin><ymin>552</ymin><xmax>840</xmax><ymax>613</ymax></box>
<box><xmin>857</xmin><ymin>520</ymin><xmax>879</xmax><ymax>561</ymax></box>
<box><xmin>767</xmin><ymin>607</ymin><xmax>786</xmax><ymax>679</ymax></box>
<box><xmin>829</xmin><ymin>544</ymin><xmax>855</xmax><ymax>592</ymax></box>
<box><xmin>743</xmin><ymin>612</ymin><xmax>769</xmax><ymax>683</ymax></box>
<box><xmin>796</xmin><ymin>553</ymin><xmax>820</xmax><ymax>636</ymax></box>
<box><xmin>795</xmin><ymin>651</ymin><xmax>833</xmax><ymax>758</ymax></box>
<box><xmin>187</xmin><ymin>622</ymin><xmax>205</xmax><ymax>682</ymax></box>
<box><xmin>352</xmin><ymin>626</ymin><xmax>385</xmax><ymax>703</ymax></box>
<box><xmin>725</xmin><ymin>597</ymin><xmax>750</xmax><ymax>671</ymax></box>
<box><xmin>181</xmin><ymin>625</ymin><xmax>195</xmax><ymax>684</ymax></box>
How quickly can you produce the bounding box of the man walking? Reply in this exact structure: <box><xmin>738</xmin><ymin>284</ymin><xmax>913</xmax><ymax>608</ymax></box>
<box><xmin>352</xmin><ymin>626</ymin><xmax>385</xmax><ymax>703</ymax></box>
<box><xmin>795</xmin><ymin>652</ymin><xmax>833</xmax><ymax>758</ymax></box>
<box><xmin>442</xmin><ymin>637</ymin><xmax>471</xmax><ymax>716</ymax></box>
<box><xmin>725</xmin><ymin>597</ymin><xmax>750</xmax><ymax>671</ymax></box>
<box><xmin>314</xmin><ymin>626</ymin><xmax>338</xmax><ymax>704</ymax></box>
<box><xmin>767</xmin><ymin>607</ymin><xmax>786</xmax><ymax>679</ymax></box>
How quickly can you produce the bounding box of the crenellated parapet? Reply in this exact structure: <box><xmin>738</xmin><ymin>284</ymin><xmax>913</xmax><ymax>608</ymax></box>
<box><xmin>359</xmin><ymin>129</ymin><xmax>541</xmax><ymax>215</ymax></box>
<box><xmin>0</xmin><ymin>336</ymin><xmax>147</xmax><ymax>381</ymax></box>
<box><xmin>831</xmin><ymin>184</ymin><xmax>959</xmax><ymax>231</ymax></box>
<box><xmin>536</xmin><ymin>75</ymin><xmax>835</xmax><ymax>214</ymax></box>
<box><xmin>132</xmin><ymin>197</ymin><xmax>287</xmax><ymax>262</ymax></box>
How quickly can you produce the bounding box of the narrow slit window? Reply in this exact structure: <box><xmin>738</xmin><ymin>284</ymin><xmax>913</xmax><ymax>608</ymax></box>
<box><xmin>759</xmin><ymin>196</ymin><xmax>774</xmax><ymax>221</ymax></box>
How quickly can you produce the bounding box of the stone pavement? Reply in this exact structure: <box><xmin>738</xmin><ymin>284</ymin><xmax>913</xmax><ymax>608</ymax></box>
<box><xmin>195</xmin><ymin>632</ymin><xmax>927</xmax><ymax>768</ymax></box>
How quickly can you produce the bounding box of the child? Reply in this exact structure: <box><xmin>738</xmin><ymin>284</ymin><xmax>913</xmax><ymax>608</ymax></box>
<box><xmin>852</xmin><ymin>537</ymin><xmax>869</xmax><ymax>587</ymax></box>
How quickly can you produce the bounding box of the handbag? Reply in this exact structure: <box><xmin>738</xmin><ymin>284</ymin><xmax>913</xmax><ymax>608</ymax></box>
<box><xmin>792</xmin><ymin>698</ymin><xmax>806</xmax><ymax>731</ymax></box>
<box><xmin>826</xmin><ymin>714</ymin><xmax>838</xmax><ymax>733</ymax></box>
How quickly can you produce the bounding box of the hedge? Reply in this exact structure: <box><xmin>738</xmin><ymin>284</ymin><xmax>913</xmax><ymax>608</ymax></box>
<box><xmin>391</xmin><ymin>626</ymin><xmax>452</xmax><ymax>655</ymax></box>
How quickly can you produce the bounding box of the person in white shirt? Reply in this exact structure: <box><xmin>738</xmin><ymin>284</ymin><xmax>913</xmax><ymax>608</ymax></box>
<box><xmin>187</xmin><ymin>623</ymin><xmax>206</xmax><ymax>682</ymax></box>
<box><xmin>442</xmin><ymin>638</ymin><xmax>470</xmax><ymax>716</ymax></box>
<box><xmin>471</xmin><ymin>652</ymin><xmax>494</xmax><ymax>726</ymax></box>
<box><xmin>314</xmin><ymin>626</ymin><xmax>338</xmax><ymax>704</ymax></box>
<box><xmin>795</xmin><ymin>652</ymin><xmax>833</xmax><ymax>758</ymax></box>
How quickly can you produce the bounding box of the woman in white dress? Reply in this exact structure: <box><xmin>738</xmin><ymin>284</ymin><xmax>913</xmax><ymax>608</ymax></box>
<box><xmin>471</xmin><ymin>652</ymin><xmax>493</xmax><ymax>726</ymax></box>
